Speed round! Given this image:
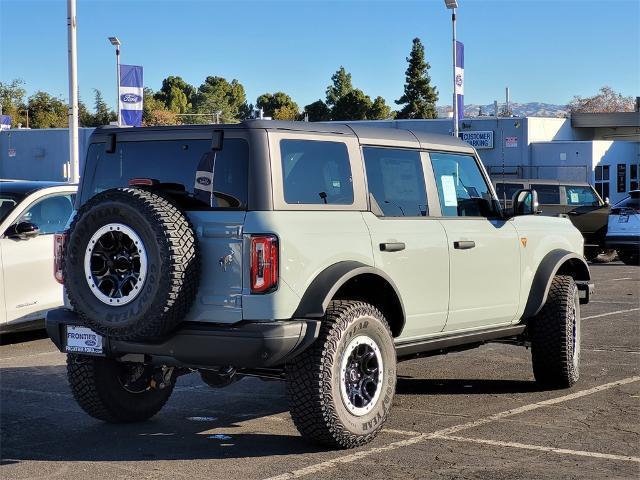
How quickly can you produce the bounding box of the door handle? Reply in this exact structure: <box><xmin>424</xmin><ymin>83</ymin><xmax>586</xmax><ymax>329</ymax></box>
<box><xmin>380</xmin><ymin>242</ymin><xmax>405</xmax><ymax>252</ymax></box>
<box><xmin>453</xmin><ymin>240</ymin><xmax>475</xmax><ymax>250</ymax></box>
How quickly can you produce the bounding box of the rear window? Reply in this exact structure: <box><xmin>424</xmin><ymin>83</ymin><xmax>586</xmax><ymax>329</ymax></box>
<box><xmin>564</xmin><ymin>185</ymin><xmax>600</xmax><ymax>206</ymax></box>
<box><xmin>280</xmin><ymin>139</ymin><xmax>353</xmax><ymax>205</ymax></box>
<box><xmin>531</xmin><ymin>184</ymin><xmax>560</xmax><ymax>204</ymax></box>
<box><xmin>494</xmin><ymin>182</ymin><xmax>524</xmax><ymax>202</ymax></box>
<box><xmin>81</xmin><ymin>138</ymin><xmax>249</xmax><ymax>210</ymax></box>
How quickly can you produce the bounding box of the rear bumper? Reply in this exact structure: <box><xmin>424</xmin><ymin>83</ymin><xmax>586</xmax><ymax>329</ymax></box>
<box><xmin>605</xmin><ymin>235</ymin><xmax>640</xmax><ymax>250</ymax></box>
<box><xmin>46</xmin><ymin>308</ymin><xmax>320</xmax><ymax>369</ymax></box>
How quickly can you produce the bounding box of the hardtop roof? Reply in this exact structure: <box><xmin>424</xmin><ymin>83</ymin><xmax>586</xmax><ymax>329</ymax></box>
<box><xmin>92</xmin><ymin>120</ymin><xmax>474</xmax><ymax>152</ymax></box>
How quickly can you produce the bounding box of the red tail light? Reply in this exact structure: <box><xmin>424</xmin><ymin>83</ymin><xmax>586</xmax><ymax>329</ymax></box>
<box><xmin>250</xmin><ymin>235</ymin><xmax>278</xmax><ymax>294</ymax></box>
<box><xmin>54</xmin><ymin>231</ymin><xmax>68</xmax><ymax>284</ymax></box>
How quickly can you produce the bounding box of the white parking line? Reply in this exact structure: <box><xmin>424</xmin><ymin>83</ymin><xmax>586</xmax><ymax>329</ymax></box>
<box><xmin>582</xmin><ymin>308</ymin><xmax>640</xmax><ymax>320</ymax></box>
<box><xmin>436</xmin><ymin>435</ymin><xmax>640</xmax><ymax>463</ymax></box>
<box><xmin>263</xmin><ymin>375</ymin><xmax>640</xmax><ymax>480</ymax></box>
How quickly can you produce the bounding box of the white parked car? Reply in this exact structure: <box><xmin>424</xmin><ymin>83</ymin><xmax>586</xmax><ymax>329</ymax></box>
<box><xmin>0</xmin><ymin>180</ymin><xmax>77</xmax><ymax>333</ymax></box>
<box><xmin>606</xmin><ymin>190</ymin><xmax>640</xmax><ymax>265</ymax></box>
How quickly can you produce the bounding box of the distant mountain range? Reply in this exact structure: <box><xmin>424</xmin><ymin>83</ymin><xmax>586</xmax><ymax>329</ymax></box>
<box><xmin>437</xmin><ymin>102</ymin><xmax>569</xmax><ymax>118</ymax></box>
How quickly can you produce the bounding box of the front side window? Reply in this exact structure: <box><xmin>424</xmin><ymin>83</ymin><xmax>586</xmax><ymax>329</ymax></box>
<box><xmin>564</xmin><ymin>185</ymin><xmax>600</xmax><ymax>206</ymax></box>
<box><xmin>16</xmin><ymin>194</ymin><xmax>75</xmax><ymax>235</ymax></box>
<box><xmin>531</xmin><ymin>184</ymin><xmax>560</xmax><ymax>204</ymax></box>
<box><xmin>281</xmin><ymin>139</ymin><xmax>353</xmax><ymax>205</ymax></box>
<box><xmin>430</xmin><ymin>153</ymin><xmax>497</xmax><ymax>217</ymax></box>
<box><xmin>364</xmin><ymin>147</ymin><xmax>427</xmax><ymax>217</ymax></box>
<box><xmin>81</xmin><ymin>138</ymin><xmax>249</xmax><ymax>210</ymax></box>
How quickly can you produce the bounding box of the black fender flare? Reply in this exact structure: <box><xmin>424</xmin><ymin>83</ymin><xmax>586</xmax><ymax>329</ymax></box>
<box><xmin>522</xmin><ymin>249</ymin><xmax>591</xmax><ymax>319</ymax></box>
<box><xmin>293</xmin><ymin>260</ymin><xmax>406</xmax><ymax>324</ymax></box>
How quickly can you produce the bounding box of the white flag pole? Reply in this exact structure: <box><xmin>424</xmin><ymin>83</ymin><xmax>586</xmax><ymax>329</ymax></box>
<box><xmin>67</xmin><ymin>0</ymin><xmax>80</xmax><ymax>183</ymax></box>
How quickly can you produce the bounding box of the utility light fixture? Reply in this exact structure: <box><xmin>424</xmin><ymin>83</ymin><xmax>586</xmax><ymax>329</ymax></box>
<box><xmin>444</xmin><ymin>0</ymin><xmax>458</xmax><ymax>9</ymax></box>
<box><xmin>108</xmin><ymin>36</ymin><xmax>121</xmax><ymax>46</ymax></box>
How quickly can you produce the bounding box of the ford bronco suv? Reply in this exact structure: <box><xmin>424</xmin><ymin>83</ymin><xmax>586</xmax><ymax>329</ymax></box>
<box><xmin>46</xmin><ymin>120</ymin><xmax>594</xmax><ymax>449</ymax></box>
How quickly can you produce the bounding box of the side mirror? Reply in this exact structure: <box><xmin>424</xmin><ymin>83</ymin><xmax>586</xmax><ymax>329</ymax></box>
<box><xmin>511</xmin><ymin>189</ymin><xmax>539</xmax><ymax>216</ymax></box>
<box><xmin>604</xmin><ymin>197</ymin><xmax>610</xmax><ymax>207</ymax></box>
<box><xmin>5</xmin><ymin>221</ymin><xmax>40</xmax><ymax>240</ymax></box>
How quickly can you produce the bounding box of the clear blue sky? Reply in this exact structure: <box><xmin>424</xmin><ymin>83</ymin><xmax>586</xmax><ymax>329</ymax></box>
<box><xmin>1</xmin><ymin>0</ymin><xmax>638</xmax><ymax>111</ymax></box>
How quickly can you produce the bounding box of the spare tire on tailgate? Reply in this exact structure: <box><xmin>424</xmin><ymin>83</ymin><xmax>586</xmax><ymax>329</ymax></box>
<box><xmin>64</xmin><ymin>188</ymin><xmax>199</xmax><ymax>341</ymax></box>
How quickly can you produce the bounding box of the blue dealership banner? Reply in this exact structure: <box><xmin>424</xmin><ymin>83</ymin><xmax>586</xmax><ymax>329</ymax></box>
<box><xmin>455</xmin><ymin>41</ymin><xmax>464</xmax><ymax>121</ymax></box>
<box><xmin>119</xmin><ymin>64</ymin><xmax>143</xmax><ymax>127</ymax></box>
<box><xmin>0</xmin><ymin>115</ymin><xmax>11</xmax><ymax>130</ymax></box>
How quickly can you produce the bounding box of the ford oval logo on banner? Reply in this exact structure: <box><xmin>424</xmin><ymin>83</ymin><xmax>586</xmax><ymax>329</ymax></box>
<box><xmin>196</xmin><ymin>176</ymin><xmax>212</xmax><ymax>186</ymax></box>
<box><xmin>120</xmin><ymin>93</ymin><xmax>142</xmax><ymax>104</ymax></box>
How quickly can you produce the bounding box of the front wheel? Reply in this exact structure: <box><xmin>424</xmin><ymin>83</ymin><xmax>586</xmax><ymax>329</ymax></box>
<box><xmin>67</xmin><ymin>354</ymin><xmax>175</xmax><ymax>423</ymax></box>
<box><xmin>287</xmin><ymin>300</ymin><xmax>397</xmax><ymax>449</ymax></box>
<box><xmin>530</xmin><ymin>275</ymin><xmax>580</xmax><ymax>388</ymax></box>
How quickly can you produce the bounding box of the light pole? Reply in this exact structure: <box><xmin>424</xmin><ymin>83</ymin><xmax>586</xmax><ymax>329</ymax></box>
<box><xmin>108</xmin><ymin>36</ymin><xmax>121</xmax><ymax>126</ymax></box>
<box><xmin>444</xmin><ymin>0</ymin><xmax>458</xmax><ymax>138</ymax></box>
<box><xmin>67</xmin><ymin>0</ymin><xmax>79</xmax><ymax>182</ymax></box>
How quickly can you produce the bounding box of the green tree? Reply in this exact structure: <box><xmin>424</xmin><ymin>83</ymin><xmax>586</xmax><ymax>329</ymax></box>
<box><xmin>27</xmin><ymin>91</ymin><xmax>68</xmax><ymax>128</ymax></box>
<box><xmin>326</xmin><ymin>66</ymin><xmax>353</xmax><ymax>108</ymax></box>
<box><xmin>142</xmin><ymin>87</ymin><xmax>177</xmax><ymax>125</ymax></box>
<box><xmin>304</xmin><ymin>99</ymin><xmax>331</xmax><ymax>121</ymax></box>
<box><xmin>256</xmin><ymin>91</ymin><xmax>299</xmax><ymax>120</ymax></box>
<box><xmin>569</xmin><ymin>86</ymin><xmax>635</xmax><ymax>113</ymax></box>
<box><xmin>92</xmin><ymin>89</ymin><xmax>116</xmax><ymax>126</ymax></box>
<box><xmin>192</xmin><ymin>76</ymin><xmax>248</xmax><ymax>123</ymax></box>
<box><xmin>368</xmin><ymin>96</ymin><xmax>392</xmax><ymax>120</ymax></box>
<box><xmin>332</xmin><ymin>89</ymin><xmax>372</xmax><ymax>120</ymax></box>
<box><xmin>156</xmin><ymin>76</ymin><xmax>195</xmax><ymax>114</ymax></box>
<box><xmin>0</xmin><ymin>79</ymin><xmax>27</xmax><ymax>127</ymax></box>
<box><xmin>78</xmin><ymin>97</ymin><xmax>94</xmax><ymax>127</ymax></box>
<box><xmin>395</xmin><ymin>38</ymin><xmax>438</xmax><ymax>119</ymax></box>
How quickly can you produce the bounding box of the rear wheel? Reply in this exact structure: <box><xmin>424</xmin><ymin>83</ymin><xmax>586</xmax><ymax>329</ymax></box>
<box><xmin>585</xmin><ymin>248</ymin><xmax>617</xmax><ymax>263</ymax></box>
<box><xmin>618</xmin><ymin>249</ymin><xmax>640</xmax><ymax>266</ymax></box>
<box><xmin>287</xmin><ymin>300</ymin><xmax>396</xmax><ymax>449</ymax></box>
<box><xmin>67</xmin><ymin>354</ymin><xmax>175</xmax><ymax>423</ymax></box>
<box><xmin>530</xmin><ymin>275</ymin><xmax>580</xmax><ymax>388</ymax></box>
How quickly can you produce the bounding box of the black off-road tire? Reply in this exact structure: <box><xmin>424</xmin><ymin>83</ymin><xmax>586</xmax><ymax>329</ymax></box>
<box><xmin>618</xmin><ymin>249</ymin><xmax>640</xmax><ymax>266</ymax></box>
<box><xmin>67</xmin><ymin>354</ymin><xmax>174</xmax><ymax>423</ymax></box>
<box><xmin>64</xmin><ymin>188</ymin><xmax>199</xmax><ymax>340</ymax></box>
<box><xmin>530</xmin><ymin>275</ymin><xmax>580</xmax><ymax>388</ymax></box>
<box><xmin>286</xmin><ymin>300</ymin><xmax>396</xmax><ymax>449</ymax></box>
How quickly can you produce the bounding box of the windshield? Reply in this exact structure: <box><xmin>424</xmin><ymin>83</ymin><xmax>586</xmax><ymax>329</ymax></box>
<box><xmin>0</xmin><ymin>193</ymin><xmax>24</xmax><ymax>223</ymax></box>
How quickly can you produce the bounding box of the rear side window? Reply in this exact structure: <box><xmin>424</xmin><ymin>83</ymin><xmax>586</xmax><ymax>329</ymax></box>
<box><xmin>280</xmin><ymin>139</ymin><xmax>353</xmax><ymax>205</ymax></box>
<box><xmin>564</xmin><ymin>185</ymin><xmax>600</xmax><ymax>206</ymax></box>
<box><xmin>364</xmin><ymin>147</ymin><xmax>427</xmax><ymax>217</ymax></box>
<box><xmin>81</xmin><ymin>138</ymin><xmax>249</xmax><ymax>210</ymax></box>
<box><xmin>531</xmin><ymin>184</ymin><xmax>560</xmax><ymax>204</ymax></box>
<box><xmin>494</xmin><ymin>182</ymin><xmax>524</xmax><ymax>202</ymax></box>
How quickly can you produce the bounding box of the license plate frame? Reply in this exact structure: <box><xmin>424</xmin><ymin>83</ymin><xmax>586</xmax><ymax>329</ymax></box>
<box><xmin>65</xmin><ymin>325</ymin><xmax>104</xmax><ymax>355</ymax></box>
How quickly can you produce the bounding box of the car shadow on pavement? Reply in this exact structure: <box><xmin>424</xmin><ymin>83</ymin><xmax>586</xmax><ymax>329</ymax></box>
<box><xmin>0</xmin><ymin>365</ymin><xmax>325</xmax><ymax>463</ymax></box>
<box><xmin>396</xmin><ymin>377</ymin><xmax>544</xmax><ymax>395</ymax></box>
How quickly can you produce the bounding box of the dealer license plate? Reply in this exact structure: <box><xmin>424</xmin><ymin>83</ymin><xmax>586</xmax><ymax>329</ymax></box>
<box><xmin>66</xmin><ymin>326</ymin><xmax>104</xmax><ymax>354</ymax></box>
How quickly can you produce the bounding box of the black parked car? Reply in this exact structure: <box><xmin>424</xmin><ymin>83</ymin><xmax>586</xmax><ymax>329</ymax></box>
<box><xmin>493</xmin><ymin>179</ymin><xmax>614</xmax><ymax>262</ymax></box>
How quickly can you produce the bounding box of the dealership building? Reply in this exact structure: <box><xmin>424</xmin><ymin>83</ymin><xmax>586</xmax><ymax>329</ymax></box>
<box><xmin>1</xmin><ymin>111</ymin><xmax>639</xmax><ymax>204</ymax></box>
<box><xmin>360</xmin><ymin>111</ymin><xmax>640</xmax><ymax>204</ymax></box>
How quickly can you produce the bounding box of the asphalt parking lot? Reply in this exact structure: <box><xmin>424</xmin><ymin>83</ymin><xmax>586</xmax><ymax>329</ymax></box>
<box><xmin>1</xmin><ymin>263</ymin><xmax>638</xmax><ymax>480</ymax></box>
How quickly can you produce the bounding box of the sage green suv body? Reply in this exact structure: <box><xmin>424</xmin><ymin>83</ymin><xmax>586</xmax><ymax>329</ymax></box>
<box><xmin>47</xmin><ymin>120</ymin><xmax>593</xmax><ymax>449</ymax></box>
